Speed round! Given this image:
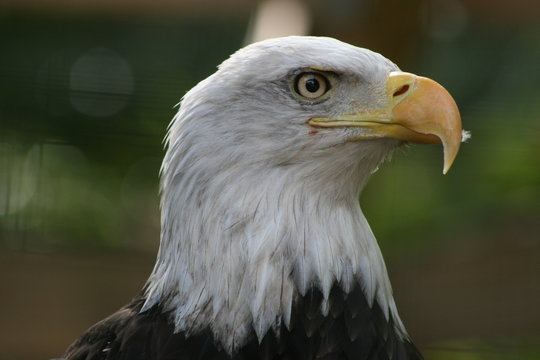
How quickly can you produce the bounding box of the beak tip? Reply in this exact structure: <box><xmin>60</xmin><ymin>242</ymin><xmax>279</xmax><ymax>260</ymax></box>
<box><xmin>442</xmin><ymin>160</ymin><xmax>451</xmax><ymax>174</ymax></box>
<box><xmin>442</xmin><ymin>144</ymin><xmax>460</xmax><ymax>175</ymax></box>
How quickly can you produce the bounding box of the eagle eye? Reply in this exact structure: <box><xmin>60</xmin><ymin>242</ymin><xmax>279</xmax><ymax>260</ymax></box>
<box><xmin>293</xmin><ymin>72</ymin><xmax>331</xmax><ymax>100</ymax></box>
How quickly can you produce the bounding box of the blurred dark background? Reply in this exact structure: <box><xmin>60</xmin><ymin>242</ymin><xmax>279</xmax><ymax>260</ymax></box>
<box><xmin>1</xmin><ymin>0</ymin><xmax>539</xmax><ymax>359</ymax></box>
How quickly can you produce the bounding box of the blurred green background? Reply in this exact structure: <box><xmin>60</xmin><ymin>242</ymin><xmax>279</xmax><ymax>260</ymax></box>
<box><xmin>1</xmin><ymin>0</ymin><xmax>539</xmax><ymax>359</ymax></box>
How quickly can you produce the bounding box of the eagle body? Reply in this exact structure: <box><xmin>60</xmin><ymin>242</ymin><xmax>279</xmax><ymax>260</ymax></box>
<box><xmin>65</xmin><ymin>285</ymin><xmax>420</xmax><ymax>360</ymax></box>
<box><xmin>64</xmin><ymin>36</ymin><xmax>464</xmax><ymax>360</ymax></box>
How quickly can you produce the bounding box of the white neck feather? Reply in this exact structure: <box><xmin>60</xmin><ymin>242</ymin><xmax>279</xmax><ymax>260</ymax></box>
<box><xmin>140</xmin><ymin>53</ymin><xmax>410</xmax><ymax>351</ymax></box>
<box><xmin>142</xmin><ymin>132</ymin><xmax>406</xmax><ymax>353</ymax></box>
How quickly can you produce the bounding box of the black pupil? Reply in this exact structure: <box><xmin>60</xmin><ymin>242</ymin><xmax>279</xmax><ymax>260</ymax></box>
<box><xmin>305</xmin><ymin>77</ymin><xmax>320</xmax><ymax>93</ymax></box>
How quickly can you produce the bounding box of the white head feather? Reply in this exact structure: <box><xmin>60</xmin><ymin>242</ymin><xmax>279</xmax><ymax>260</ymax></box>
<box><xmin>143</xmin><ymin>36</ymin><xmax>407</xmax><ymax>353</ymax></box>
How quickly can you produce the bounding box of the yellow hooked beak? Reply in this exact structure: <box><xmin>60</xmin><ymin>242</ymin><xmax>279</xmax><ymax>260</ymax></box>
<box><xmin>308</xmin><ymin>71</ymin><xmax>463</xmax><ymax>174</ymax></box>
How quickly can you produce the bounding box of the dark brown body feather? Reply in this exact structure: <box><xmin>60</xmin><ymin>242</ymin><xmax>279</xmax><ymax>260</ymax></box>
<box><xmin>64</xmin><ymin>283</ymin><xmax>422</xmax><ymax>360</ymax></box>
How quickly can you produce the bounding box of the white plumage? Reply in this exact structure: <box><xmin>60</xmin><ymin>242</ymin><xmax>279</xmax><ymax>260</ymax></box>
<box><xmin>64</xmin><ymin>36</ymin><xmax>464</xmax><ymax>360</ymax></box>
<box><xmin>144</xmin><ymin>37</ymin><xmax>409</xmax><ymax>353</ymax></box>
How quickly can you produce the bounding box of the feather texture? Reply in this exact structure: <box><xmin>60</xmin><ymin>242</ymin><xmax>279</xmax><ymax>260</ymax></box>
<box><xmin>65</xmin><ymin>284</ymin><xmax>422</xmax><ymax>360</ymax></box>
<box><xmin>64</xmin><ymin>36</ymin><xmax>425</xmax><ymax>359</ymax></box>
<box><xmin>140</xmin><ymin>37</ymin><xmax>408</xmax><ymax>353</ymax></box>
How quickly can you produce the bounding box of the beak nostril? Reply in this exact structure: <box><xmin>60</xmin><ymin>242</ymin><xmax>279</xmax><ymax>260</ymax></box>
<box><xmin>393</xmin><ymin>84</ymin><xmax>409</xmax><ymax>97</ymax></box>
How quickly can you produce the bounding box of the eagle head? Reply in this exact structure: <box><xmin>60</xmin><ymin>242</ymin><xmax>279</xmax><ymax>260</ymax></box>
<box><xmin>144</xmin><ymin>36</ymin><xmax>465</xmax><ymax>354</ymax></box>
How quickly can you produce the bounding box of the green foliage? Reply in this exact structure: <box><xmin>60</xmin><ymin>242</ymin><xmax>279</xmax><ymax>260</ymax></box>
<box><xmin>0</xmin><ymin>14</ymin><xmax>247</xmax><ymax>251</ymax></box>
<box><xmin>1</xmin><ymin>13</ymin><xmax>539</xmax><ymax>255</ymax></box>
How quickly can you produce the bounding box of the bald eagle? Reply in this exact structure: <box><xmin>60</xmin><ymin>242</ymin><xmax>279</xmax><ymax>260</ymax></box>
<box><xmin>63</xmin><ymin>36</ymin><xmax>464</xmax><ymax>360</ymax></box>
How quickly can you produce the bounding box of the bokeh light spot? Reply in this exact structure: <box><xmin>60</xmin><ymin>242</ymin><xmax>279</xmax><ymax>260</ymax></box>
<box><xmin>69</xmin><ymin>48</ymin><xmax>134</xmax><ymax>117</ymax></box>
